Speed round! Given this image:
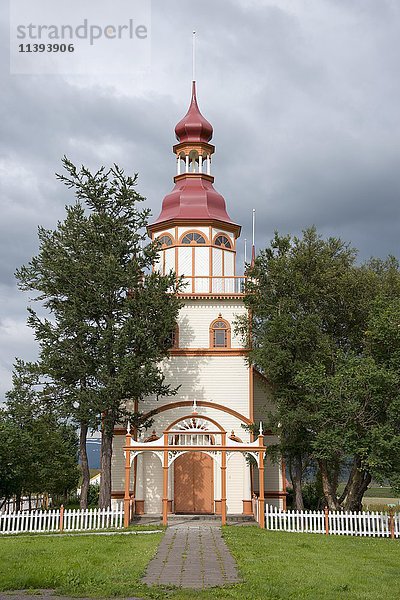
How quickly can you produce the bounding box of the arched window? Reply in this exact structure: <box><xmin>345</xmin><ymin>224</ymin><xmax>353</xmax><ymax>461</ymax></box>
<box><xmin>189</xmin><ymin>150</ymin><xmax>199</xmax><ymax>173</ymax></box>
<box><xmin>165</xmin><ymin>324</ymin><xmax>179</xmax><ymax>349</ymax></box>
<box><xmin>214</xmin><ymin>234</ymin><xmax>232</xmax><ymax>249</ymax></box>
<box><xmin>157</xmin><ymin>234</ymin><xmax>174</xmax><ymax>247</ymax></box>
<box><xmin>171</xmin><ymin>324</ymin><xmax>179</xmax><ymax>348</ymax></box>
<box><xmin>210</xmin><ymin>316</ymin><xmax>230</xmax><ymax>348</ymax></box>
<box><xmin>177</xmin><ymin>152</ymin><xmax>186</xmax><ymax>175</ymax></box>
<box><xmin>181</xmin><ymin>232</ymin><xmax>206</xmax><ymax>244</ymax></box>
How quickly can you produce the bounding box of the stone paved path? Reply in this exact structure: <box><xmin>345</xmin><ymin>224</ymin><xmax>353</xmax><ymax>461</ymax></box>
<box><xmin>142</xmin><ymin>522</ymin><xmax>241</xmax><ymax>589</ymax></box>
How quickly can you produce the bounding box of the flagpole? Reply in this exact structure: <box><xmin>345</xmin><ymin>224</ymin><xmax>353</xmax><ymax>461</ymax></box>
<box><xmin>251</xmin><ymin>209</ymin><xmax>256</xmax><ymax>265</ymax></box>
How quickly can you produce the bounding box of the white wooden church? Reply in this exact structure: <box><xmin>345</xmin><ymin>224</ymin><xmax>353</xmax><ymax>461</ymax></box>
<box><xmin>111</xmin><ymin>82</ymin><xmax>286</xmax><ymax>526</ymax></box>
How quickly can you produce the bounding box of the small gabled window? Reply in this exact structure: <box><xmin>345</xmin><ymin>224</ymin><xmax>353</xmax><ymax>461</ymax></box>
<box><xmin>210</xmin><ymin>316</ymin><xmax>230</xmax><ymax>348</ymax></box>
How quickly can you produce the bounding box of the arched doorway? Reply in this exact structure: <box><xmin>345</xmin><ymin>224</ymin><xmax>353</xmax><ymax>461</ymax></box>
<box><xmin>174</xmin><ymin>452</ymin><xmax>214</xmax><ymax>514</ymax></box>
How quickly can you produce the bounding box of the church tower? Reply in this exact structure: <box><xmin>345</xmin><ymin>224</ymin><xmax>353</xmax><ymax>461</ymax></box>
<box><xmin>148</xmin><ymin>80</ymin><xmax>241</xmax><ymax>294</ymax></box>
<box><xmin>111</xmin><ymin>82</ymin><xmax>286</xmax><ymax>520</ymax></box>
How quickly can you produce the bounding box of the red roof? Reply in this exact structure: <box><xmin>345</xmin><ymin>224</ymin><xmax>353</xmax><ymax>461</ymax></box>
<box><xmin>153</xmin><ymin>176</ymin><xmax>235</xmax><ymax>225</ymax></box>
<box><xmin>149</xmin><ymin>82</ymin><xmax>240</xmax><ymax>233</ymax></box>
<box><xmin>175</xmin><ymin>81</ymin><xmax>213</xmax><ymax>143</ymax></box>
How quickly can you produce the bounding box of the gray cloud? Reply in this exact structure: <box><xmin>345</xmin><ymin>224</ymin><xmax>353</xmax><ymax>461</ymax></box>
<box><xmin>0</xmin><ymin>0</ymin><xmax>399</xmax><ymax>399</ymax></box>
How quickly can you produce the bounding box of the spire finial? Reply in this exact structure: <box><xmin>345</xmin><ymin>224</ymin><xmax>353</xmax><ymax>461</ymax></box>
<box><xmin>259</xmin><ymin>421</ymin><xmax>263</xmax><ymax>436</ymax></box>
<box><xmin>192</xmin><ymin>30</ymin><xmax>196</xmax><ymax>82</ymax></box>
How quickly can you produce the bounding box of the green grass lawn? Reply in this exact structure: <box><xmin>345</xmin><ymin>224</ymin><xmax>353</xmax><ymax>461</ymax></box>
<box><xmin>1</xmin><ymin>527</ymin><xmax>399</xmax><ymax>599</ymax></box>
<box><xmin>0</xmin><ymin>531</ymin><xmax>162</xmax><ymax>598</ymax></box>
<box><xmin>221</xmin><ymin>527</ymin><xmax>400</xmax><ymax>600</ymax></box>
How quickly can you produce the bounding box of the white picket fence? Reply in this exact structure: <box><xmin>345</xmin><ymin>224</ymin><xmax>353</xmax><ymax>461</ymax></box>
<box><xmin>265</xmin><ymin>505</ymin><xmax>400</xmax><ymax>538</ymax></box>
<box><xmin>0</xmin><ymin>506</ymin><xmax>124</xmax><ymax>535</ymax></box>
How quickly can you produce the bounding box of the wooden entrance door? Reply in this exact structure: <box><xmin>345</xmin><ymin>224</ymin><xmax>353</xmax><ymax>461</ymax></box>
<box><xmin>174</xmin><ymin>452</ymin><xmax>214</xmax><ymax>514</ymax></box>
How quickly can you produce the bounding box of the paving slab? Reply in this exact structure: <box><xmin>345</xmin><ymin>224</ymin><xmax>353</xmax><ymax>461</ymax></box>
<box><xmin>142</xmin><ymin>522</ymin><xmax>241</xmax><ymax>589</ymax></box>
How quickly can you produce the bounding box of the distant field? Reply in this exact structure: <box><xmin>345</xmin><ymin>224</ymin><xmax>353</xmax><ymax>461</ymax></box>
<box><xmin>363</xmin><ymin>487</ymin><xmax>400</xmax><ymax>510</ymax></box>
<box><xmin>363</xmin><ymin>487</ymin><xmax>397</xmax><ymax>498</ymax></box>
<box><xmin>363</xmin><ymin>500</ymin><xmax>400</xmax><ymax>512</ymax></box>
<box><xmin>334</xmin><ymin>486</ymin><xmax>400</xmax><ymax>510</ymax></box>
<box><xmin>336</xmin><ymin>485</ymin><xmax>398</xmax><ymax>499</ymax></box>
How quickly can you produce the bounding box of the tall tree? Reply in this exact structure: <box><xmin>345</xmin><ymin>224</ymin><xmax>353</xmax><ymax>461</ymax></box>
<box><xmin>238</xmin><ymin>227</ymin><xmax>373</xmax><ymax>508</ymax></box>
<box><xmin>16</xmin><ymin>158</ymin><xmax>181</xmax><ymax>508</ymax></box>
<box><xmin>295</xmin><ymin>353</ymin><xmax>399</xmax><ymax>510</ymax></box>
<box><xmin>363</xmin><ymin>263</ymin><xmax>400</xmax><ymax>493</ymax></box>
<box><xmin>26</xmin><ymin>310</ymin><xmax>99</xmax><ymax>508</ymax></box>
<box><xmin>0</xmin><ymin>415</ymin><xmax>23</xmax><ymax>509</ymax></box>
<box><xmin>1</xmin><ymin>360</ymin><xmax>79</xmax><ymax>509</ymax></box>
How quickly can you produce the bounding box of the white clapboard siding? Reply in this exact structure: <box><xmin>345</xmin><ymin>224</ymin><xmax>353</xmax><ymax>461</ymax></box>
<box><xmin>177</xmin><ymin>300</ymin><xmax>247</xmax><ymax>348</ymax></box>
<box><xmin>265</xmin><ymin>505</ymin><xmax>399</xmax><ymax>538</ymax></box>
<box><xmin>178</xmin><ymin>226</ymin><xmax>209</xmax><ymax>239</ymax></box>
<box><xmin>0</xmin><ymin>507</ymin><xmax>124</xmax><ymax>535</ymax></box>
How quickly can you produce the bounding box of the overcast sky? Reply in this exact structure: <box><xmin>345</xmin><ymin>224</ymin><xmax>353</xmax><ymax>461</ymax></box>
<box><xmin>1</xmin><ymin>0</ymin><xmax>400</xmax><ymax>401</ymax></box>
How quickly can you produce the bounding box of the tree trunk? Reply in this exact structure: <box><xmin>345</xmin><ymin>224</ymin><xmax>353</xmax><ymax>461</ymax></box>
<box><xmin>319</xmin><ymin>459</ymin><xmax>339</xmax><ymax>510</ymax></box>
<box><xmin>353</xmin><ymin>471</ymin><xmax>371</xmax><ymax>511</ymax></box>
<box><xmin>79</xmin><ymin>421</ymin><xmax>90</xmax><ymax>509</ymax></box>
<box><xmin>15</xmin><ymin>492</ymin><xmax>21</xmax><ymax>512</ymax></box>
<box><xmin>289</xmin><ymin>455</ymin><xmax>304</xmax><ymax>510</ymax></box>
<box><xmin>341</xmin><ymin>456</ymin><xmax>371</xmax><ymax>511</ymax></box>
<box><xmin>99</xmin><ymin>417</ymin><xmax>113</xmax><ymax>509</ymax></box>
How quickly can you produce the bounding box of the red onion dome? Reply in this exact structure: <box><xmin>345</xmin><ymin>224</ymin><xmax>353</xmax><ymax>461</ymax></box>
<box><xmin>175</xmin><ymin>81</ymin><xmax>213</xmax><ymax>143</ymax></box>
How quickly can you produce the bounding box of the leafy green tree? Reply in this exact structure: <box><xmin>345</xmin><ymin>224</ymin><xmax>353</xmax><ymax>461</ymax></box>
<box><xmin>1</xmin><ymin>360</ymin><xmax>79</xmax><ymax>508</ymax></box>
<box><xmin>296</xmin><ymin>353</ymin><xmax>399</xmax><ymax>509</ymax></box>
<box><xmin>87</xmin><ymin>482</ymin><xmax>100</xmax><ymax>507</ymax></box>
<box><xmin>25</xmin><ymin>309</ymin><xmax>100</xmax><ymax>508</ymax></box>
<box><xmin>16</xmin><ymin>158</ymin><xmax>182</xmax><ymax>508</ymax></box>
<box><xmin>239</xmin><ymin>227</ymin><xmax>374</xmax><ymax>509</ymax></box>
<box><xmin>363</xmin><ymin>272</ymin><xmax>400</xmax><ymax>493</ymax></box>
<box><xmin>0</xmin><ymin>415</ymin><xmax>23</xmax><ymax>509</ymax></box>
